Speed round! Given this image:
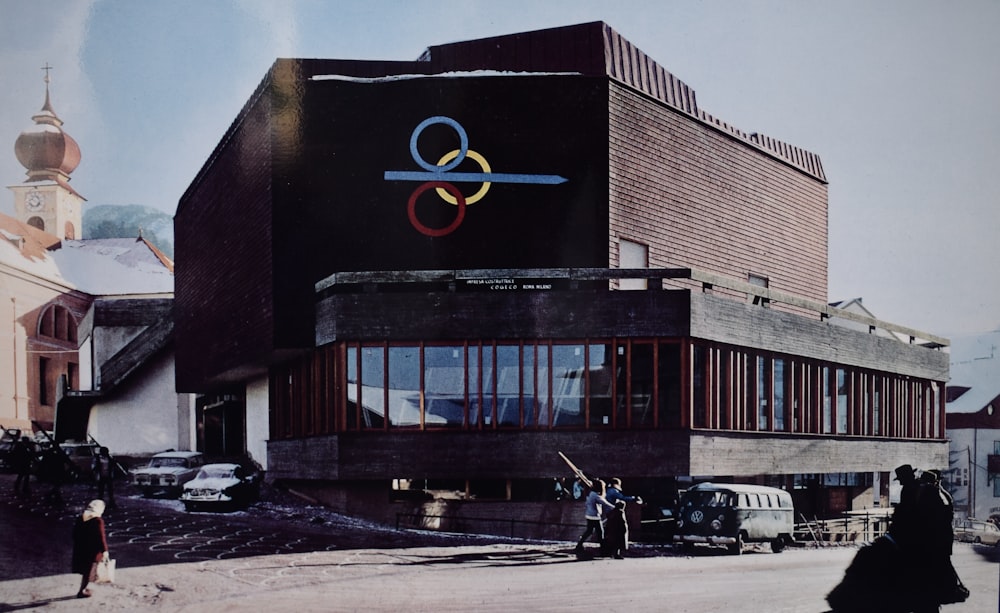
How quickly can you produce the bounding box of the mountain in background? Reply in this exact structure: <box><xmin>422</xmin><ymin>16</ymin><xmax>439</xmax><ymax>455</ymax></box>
<box><xmin>83</xmin><ymin>204</ymin><xmax>174</xmax><ymax>259</ymax></box>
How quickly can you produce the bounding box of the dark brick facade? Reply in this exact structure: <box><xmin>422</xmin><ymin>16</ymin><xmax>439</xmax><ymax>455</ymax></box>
<box><xmin>609</xmin><ymin>81</ymin><xmax>828</xmax><ymax>304</ymax></box>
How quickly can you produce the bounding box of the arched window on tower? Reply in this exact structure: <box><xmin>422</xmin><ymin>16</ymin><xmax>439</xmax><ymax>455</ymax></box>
<box><xmin>37</xmin><ymin>304</ymin><xmax>78</xmax><ymax>344</ymax></box>
<box><xmin>64</xmin><ymin>221</ymin><xmax>75</xmax><ymax>239</ymax></box>
<box><xmin>27</xmin><ymin>216</ymin><xmax>44</xmax><ymax>231</ymax></box>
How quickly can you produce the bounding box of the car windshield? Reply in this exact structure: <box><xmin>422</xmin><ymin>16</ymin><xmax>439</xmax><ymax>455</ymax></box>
<box><xmin>683</xmin><ymin>491</ymin><xmax>731</xmax><ymax>507</ymax></box>
<box><xmin>149</xmin><ymin>457</ymin><xmax>188</xmax><ymax>468</ymax></box>
<box><xmin>199</xmin><ymin>466</ymin><xmax>236</xmax><ymax>479</ymax></box>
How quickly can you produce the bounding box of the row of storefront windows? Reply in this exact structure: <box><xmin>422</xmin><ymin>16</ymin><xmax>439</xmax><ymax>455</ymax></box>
<box><xmin>270</xmin><ymin>339</ymin><xmax>943</xmax><ymax>439</ymax></box>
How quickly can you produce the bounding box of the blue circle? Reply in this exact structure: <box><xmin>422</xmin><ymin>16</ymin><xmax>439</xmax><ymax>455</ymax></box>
<box><xmin>409</xmin><ymin>116</ymin><xmax>468</xmax><ymax>172</ymax></box>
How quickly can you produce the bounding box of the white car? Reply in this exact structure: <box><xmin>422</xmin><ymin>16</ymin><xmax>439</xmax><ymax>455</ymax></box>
<box><xmin>181</xmin><ymin>463</ymin><xmax>260</xmax><ymax>511</ymax></box>
<box><xmin>132</xmin><ymin>451</ymin><xmax>204</xmax><ymax>497</ymax></box>
<box><xmin>954</xmin><ymin>519</ymin><xmax>1000</xmax><ymax>546</ymax></box>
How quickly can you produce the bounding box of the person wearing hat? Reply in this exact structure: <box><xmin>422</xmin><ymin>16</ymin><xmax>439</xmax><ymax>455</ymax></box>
<box><xmin>605</xmin><ymin>477</ymin><xmax>643</xmax><ymax>507</ymax></box>
<box><xmin>916</xmin><ymin>469</ymin><xmax>967</xmax><ymax>607</ymax></box>
<box><xmin>71</xmin><ymin>499</ymin><xmax>110</xmax><ymax>598</ymax></box>
<box><xmin>888</xmin><ymin>464</ymin><xmax>919</xmax><ymax>548</ymax></box>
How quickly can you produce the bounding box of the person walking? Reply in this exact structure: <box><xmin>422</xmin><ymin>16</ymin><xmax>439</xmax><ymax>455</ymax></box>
<box><xmin>71</xmin><ymin>499</ymin><xmax>109</xmax><ymax>599</ymax></box>
<box><xmin>92</xmin><ymin>447</ymin><xmax>117</xmax><ymax>509</ymax></box>
<box><xmin>11</xmin><ymin>436</ymin><xmax>34</xmax><ymax>497</ymax></box>
<box><xmin>575</xmin><ymin>479</ymin><xmax>615</xmax><ymax>555</ymax></box>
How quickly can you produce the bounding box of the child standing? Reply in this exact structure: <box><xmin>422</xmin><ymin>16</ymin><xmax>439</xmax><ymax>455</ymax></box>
<box><xmin>604</xmin><ymin>500</ymin><xmax>629</xmax><ymax>559</ymax></box>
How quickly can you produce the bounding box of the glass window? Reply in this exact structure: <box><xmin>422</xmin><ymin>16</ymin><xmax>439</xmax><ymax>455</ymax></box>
<box><xmin>346</xmin><ymin>346</ymin><xmax>359</xmax><ymax>429</ymax></box>
<box><xmin>38</xmin><ymin>357</ymin><xmax>49</xmax><ymax>405</ymax></box>
<box><xmin>774</xmin><ymin>359</ymin><xmax>786</xmax><ymax>431</ymax></box>
<box><xmin>630</xmin><ymin>343</ymin><xmax>655</xmax><ymax>428</ymax></box>
<box><xmin>822</xmin><ymin>366</ymin><xmax>832</xmax><ymax>434</ymax></box>
<box><xmin>658</xmin><ymin>342</ymin><xmax>682</xmax><ymax>428</ymax></box>
<box><xmin>537</xmin><ymin>345</ymin><xmax>551</xmax><ymax>427</ymax></box>
<box><xmin>758</xmin><ymin>355</ymin><xmax>771</xmax><ymax>431</ymax></box>
<box><xmin>359</xmin><ymin>346</ymin><xmax>386</xmax><ymax>428</ymax></box>
<box><xmin>497</xmin><ymin>345</ymin><xmax>521</xmax><ymax>427</ymax></box>
<box><xmin>424</xmin><ymin>346</ymin><xmax>466</xmax><ymax>428</ymax></box>
<box><xmin>388</xmin><ymin>346</ymin><xmax>420</xmax><ymax>428</ymax></box>
<box><xmin>836</xmin><ymin>369</ymin><xmax>848</xmax><ymax>434</ymax></box>
<box><xmin>589</xmin><ymin>343</ymin><xmax>613</xmax><ymax>427</ymax></box>
<box><xmin>468</xmin><ymin>345</ymin><xmax>485</xmax><ymax>427</ymax></box>
<box><xmin>522</xmin><ymin>345</ymin><xmax>538</xmax><ymax>427</ymax></box>
<box><xmin>873</xmin><ymin>375</ymin><xmax>882</xmax><ymax>435</ymax></box>
<box><xmin>619</xmin><ymin>239</ymin><xmax>648</xmax><ymax>290</ymax></box>
<box><xmin>552</xmin><ymin>344</ymin><xmax>585</xmax><ymax>427</ymax></box>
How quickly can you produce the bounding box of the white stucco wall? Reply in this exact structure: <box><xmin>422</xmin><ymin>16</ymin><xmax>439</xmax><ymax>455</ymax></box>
<box><xmin>245</xmin><ymin>375</ymin><xmax>269</xmax><ymax>471</ymax></box>
<box><xmin>948</xmin><ymin>427</ymin><xmax>1000</xmax><ymax>520</ymax></box>
<box><xmin>88</xmin><ymin>351</ymin><xmax>192</xmax><ymax>456</ymax></box>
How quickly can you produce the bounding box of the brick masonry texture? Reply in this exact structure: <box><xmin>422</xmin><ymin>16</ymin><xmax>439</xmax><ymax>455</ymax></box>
<box><xmin>608</xmin><ymin>82</ymin><xmax>829</xmax><ymax>305</ymax></box>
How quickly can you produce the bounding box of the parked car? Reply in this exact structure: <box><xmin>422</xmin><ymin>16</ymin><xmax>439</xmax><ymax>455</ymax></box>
<box><xmin>954</xmin><ymin>518</ymin><xmax>1000</xmax><ymax>546</ymax></box>
<box><xmin>673</xmin><ymin>482</ymin><xmax>795</xmax><ymax>554</ymax></box>
<box><xmin>58</xmin><ymin>441</ymin><xmax>101</xmax><ymax>481</ymax></box>
<box><xmin>181</xmin><ymin>463</ymin><xmax>260</xmax><ymax>511</ymax></box>
<box><xmin>132</xmin><ymin>451</ymin><xmax>204</xmax><ymax>497</ymax></box>
<box><xmin>0</xmin><ymin>428</ymin><xmax>21</xmax><ymax>471</ymax></box>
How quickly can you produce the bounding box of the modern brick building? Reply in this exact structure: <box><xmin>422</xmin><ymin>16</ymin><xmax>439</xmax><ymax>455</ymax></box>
<box><xmin>175</xmin><ymin>22</ymin><xmax>948</xmax><ymax>532</ymax></box>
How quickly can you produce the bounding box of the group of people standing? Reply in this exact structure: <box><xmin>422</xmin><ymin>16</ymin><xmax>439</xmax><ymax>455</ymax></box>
<box><xmin>574</xmin><ymin>477</ymin><xmax>643</xmax><ymax>559</ymax></box>
<box><xmin>8</xmin><ymin>435</ymin><xmax>116</xmax><ymax>598</ymax></box>
<box><xmin>8</xmin><ymin>436</ymin><xmax>116</xmax><ymax>509</ymax></box>
<box><xmin>826</xmin><ymin>464</ymin><xmax>969</xmax><ymax>613</ymax></box>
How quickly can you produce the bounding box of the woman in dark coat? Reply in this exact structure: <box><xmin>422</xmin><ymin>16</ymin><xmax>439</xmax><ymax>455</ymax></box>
<box><xmin>71</xmin><ymin>499</ymin><xmax>109</xmax><ymax>598</ymax></box>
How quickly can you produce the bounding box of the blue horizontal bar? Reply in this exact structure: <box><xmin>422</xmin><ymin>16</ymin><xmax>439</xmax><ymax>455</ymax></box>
<box><xmin>384</xmin><ymin>170</ymin><xmax>567</xmax><ymax>185</ymax></box>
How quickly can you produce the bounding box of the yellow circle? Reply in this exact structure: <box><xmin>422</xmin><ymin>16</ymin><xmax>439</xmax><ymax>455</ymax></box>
<box><xmin>435</xmin><ymin>149</ymin><xmax>492</xmax><ymax>205</ymax></box>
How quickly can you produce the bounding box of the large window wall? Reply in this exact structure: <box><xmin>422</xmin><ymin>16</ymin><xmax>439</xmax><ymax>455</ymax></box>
<box><xmin>270</xmin><ymin>339</ymin><xmax>944</xmax><ymax>440</ymax></box>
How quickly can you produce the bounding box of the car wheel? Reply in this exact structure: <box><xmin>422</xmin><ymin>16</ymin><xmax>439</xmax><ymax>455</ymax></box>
<box><xmin>974</xmin><ymin>536</ymin><xmax>982</xmax><ymax>544</ymax></box>
<box><xmin>771</xmin><ymin>537</ymin><xmax>785</xmax><ymax>553</ymax></box>
<box><xmin>728</xmin><ymin>532</ymin><xmax>744</xmax><ymax>555</ymax></box>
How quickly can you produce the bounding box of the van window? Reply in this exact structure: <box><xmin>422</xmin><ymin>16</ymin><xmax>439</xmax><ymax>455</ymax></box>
<box><xmin>688</xmin><ymin>490</ymin><xmax>729</xmax><ymax>507</ymax></box>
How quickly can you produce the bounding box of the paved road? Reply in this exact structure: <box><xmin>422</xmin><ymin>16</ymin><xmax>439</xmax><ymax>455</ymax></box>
<box><xmin>1</xmin><ymin>474</ymin><xmax>997</xmax><ymax>612</ymax></box>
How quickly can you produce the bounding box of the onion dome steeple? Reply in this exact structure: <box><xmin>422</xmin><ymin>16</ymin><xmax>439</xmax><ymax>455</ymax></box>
<box><xmin>14</xmin><ymin>63</ymin><xmax>82</xmax><ymax>182</ymax></box>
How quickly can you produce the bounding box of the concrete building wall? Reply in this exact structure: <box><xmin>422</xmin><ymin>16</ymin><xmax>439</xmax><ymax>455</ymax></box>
<box><xmin>246</xmin><ymin>375</ymin><xmax>270</xmax><ymax>470</ymax></box>
<box><xmin>88</xmin><ymin>350</ymin><xmax>189</xmax><ymax>455</ymax></box>
<box><xmin>0</xmin><ymin>270</ymin><xmax>90</xmax><ymax>431</ymax></box>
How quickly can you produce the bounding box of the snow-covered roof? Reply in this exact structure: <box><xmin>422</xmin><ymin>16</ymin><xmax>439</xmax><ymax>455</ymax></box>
<box><xmin>947</xmin><ymin>330</ymin><xmax>1000</xmax><ymax>414</ymax></box>
<box><xmin>0</xmin><ymin>212</ymin><xmax>173</xmax><ymax>296</ymax></box>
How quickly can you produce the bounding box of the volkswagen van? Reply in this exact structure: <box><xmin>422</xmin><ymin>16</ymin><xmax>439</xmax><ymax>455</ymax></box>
<box><xmin>673</xmin><ymin>482</ymin><xmax>795</xmax><ymax>554</ymax></box>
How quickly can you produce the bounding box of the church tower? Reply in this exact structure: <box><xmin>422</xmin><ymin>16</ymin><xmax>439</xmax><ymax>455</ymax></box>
<box><xmin>8</xmin><ymin>64</ymin><xmax>86</xmax><ymax>240</ymax></box>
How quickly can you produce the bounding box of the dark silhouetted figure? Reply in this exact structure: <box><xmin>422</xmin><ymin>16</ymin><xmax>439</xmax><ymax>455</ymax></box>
<box><xmin>604</xmin><ymin>500</ymin><xmax>629</xmax><ymax>559</ymax></box>
<box><xmin>91</xmin><ymin>447</ymin><xmax>117</xmax><ymax>509</ymax></box>
<box><xmin>826</xmin><ymin>465</ymin><xmax>969</xmax><ymax>613</ymax></box>
<box><xmin>11</xmin><ymin>436</ymin><xmax>34</xmax><ymax>497</ymax></box>
<box><xmin>71</xmin><ymin>499</ymin><xmax>109</xmax><ymax>598</ymax></box>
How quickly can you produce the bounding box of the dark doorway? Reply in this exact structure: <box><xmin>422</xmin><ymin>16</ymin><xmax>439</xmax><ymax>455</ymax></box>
<box><xmin>197</xmin><ymin>392</ymin><xmax>245</xmax><ymax>459</ymax></box>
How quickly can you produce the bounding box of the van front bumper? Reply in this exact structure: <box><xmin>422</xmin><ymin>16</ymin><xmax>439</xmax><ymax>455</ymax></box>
<box><xmin>673</xmin><ymin>535</ymin><xmax>737</xmax><ymax>545</ymax></box>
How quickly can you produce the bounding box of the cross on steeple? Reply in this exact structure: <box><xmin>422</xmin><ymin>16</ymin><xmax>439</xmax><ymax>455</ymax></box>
<box><xmin>41</xmin><ymin>62</ymin><xmax>53</xmax><ymax>84</ymax></box>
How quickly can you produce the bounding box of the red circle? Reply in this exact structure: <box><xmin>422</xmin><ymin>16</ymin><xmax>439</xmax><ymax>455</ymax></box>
<box><xmin>407</xmin><ymin>181</ymin><xmax>466</xmax><ymax>237</ymax></box>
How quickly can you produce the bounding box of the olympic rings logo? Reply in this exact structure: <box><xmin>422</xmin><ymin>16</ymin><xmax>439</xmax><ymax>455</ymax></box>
<box><xmin>384</xmin><ymin>116</ymin><xmax>567</xmax><ymax>237</ymax></box>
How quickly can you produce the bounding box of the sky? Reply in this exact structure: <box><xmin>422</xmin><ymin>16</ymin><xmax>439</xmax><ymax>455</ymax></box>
<box><xmin>1</xmin><ymin>0</ymin><xmax>997</xmax><ymax>339</ymax></box>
